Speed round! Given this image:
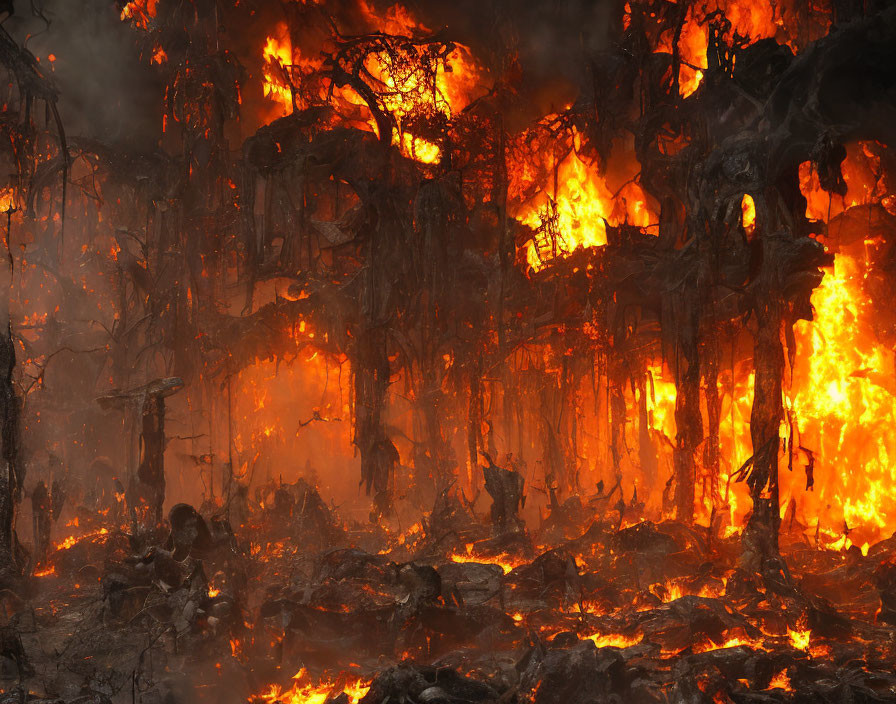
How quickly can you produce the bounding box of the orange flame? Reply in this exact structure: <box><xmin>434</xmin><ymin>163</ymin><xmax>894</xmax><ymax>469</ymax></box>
<box><xmin>257</xmin><ymin>669</ymin><xmax>370</xmax><ymax>704</ymax></box>
<box><xmin>260</xmin><ymin>6</ymin><xmax>485</xmax><ymax>164</ymax></box>
<box><xmin>514</xmin><ymin>127</ymin><xmax>654</xmax><ymax>271</ymax></box>
<box><xmin>120</xmin><ymin>0</ymin><xmax>158</xmax><ymax>29</ymax></box>
<box><xmin>55</xmin><ymin>528</ymin><xmax>109</xmax><ymax>551</ymax></box>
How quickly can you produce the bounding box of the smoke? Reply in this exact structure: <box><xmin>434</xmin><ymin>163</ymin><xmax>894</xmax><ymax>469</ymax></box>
<box><xmin>408</xmin><ymin>0</ymin><xmax>615</xmax><ymax>75</ymax></box>
<box><xmin>404</xmin><ymin>0</ymin><xmax>617</xmax><ymax>122</ymax></box>
<box><xmin>5</xmin><ymin>0</ymin><xmax>163</xmax><ymax>151</ymax></box>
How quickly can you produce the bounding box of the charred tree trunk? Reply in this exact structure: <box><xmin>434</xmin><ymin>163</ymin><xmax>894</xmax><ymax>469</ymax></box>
<box><xmin>30</xmin><ymin>480</ymin><xmax>51</xmax><ymax>568</ymax></box>
<box><xmin>638</xmin><ymin>371</ymin><xmax>658</xmax><ymax>494</ymax></box>
<box><xmin>467</xmin><ymin>357</ymin><xmax>484</xmax><ymax>490</ymax></box>
<box><xmin>539</xmin><ymin>377</ymin><xmax>568</xmax><ymax>492</ymax></box>
<box><xmin>98</xmin><ymin>379</ymin><xmax>182</xmax><ymax>529</ymax></box>
<box><xmin>559</xmin><ymin>357</ymin><xmax>579</xmax><ymax>493</ymax></box>
<box><xmin>0</xmin><ymin>321</ymin><xmax>21</xmax><ymax>585</ymax></box>
<box><xmin>482</xmin><ymin>455</ymin><xmax>525</xmax><ymax>533</ymax></box>
<box><xmin>608</xmin><ymin>372</ymin><xmax>626</xmax><ymax>483</ymax></box>
<box><xmin>419</xmin><ymin>373</ymin><xmax>449</xmax><ymax>491</ymax></box>
<box><xmin>742</xmin><ymin>289</ymin><xmax>785</xmax><ymax>568</ymax></box>
<box><xmin>702</xmin><ymin>336</ymin><xmax>722</xmax><ymax>517</ymax></box>
<box><xmin>672</xmin><ymin>310</ymin><xmax>702</xmax><ymax>524</ymax></box>
<box><xmin>355</xmin><ymin>324</ymin><xmax>392</xmax><ymax>519</ymax></box>
<box><xmin>136</xmin><ymin>393</ymin><xmax>167</xmax><ymax>526</ymax></box>
<box><xmin>672</xmin><ymin>359</ymin><xmax>700</xmax><ymax>525</ymax></box>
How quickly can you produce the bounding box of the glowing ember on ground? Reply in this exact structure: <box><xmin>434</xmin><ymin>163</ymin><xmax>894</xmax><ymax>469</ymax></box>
<box><xmin>584</xmin><ymin>632</ymin><xmax>643</xmax><ymax>648</ymax></box>
<box><xmin>255</xmin><ymin>669</ymin><xmax>370</xmax><ymax>704</ymax></box>
<box><xmin>448</xmin><ymin>545</ymin><xmax>526</xmax><ymax>574</ymax></box>
<box><xmin>768</xmin><ymin>669</ymin><xmax>792</xmax><ymax>690</ymax></box>
<box><xmin>54</xmin><ymin>528</ymin><xmax>109</xmax><ymax>551</ymax></box>
<box><xmin>692</xmin><ymin>635</ymin><xmax>764</xmax><ymax>654</ymax></box>
<box><xmin>788</xmin><ymin>626</ymin><xmax>811</xmax><ymax>651</ymax></box>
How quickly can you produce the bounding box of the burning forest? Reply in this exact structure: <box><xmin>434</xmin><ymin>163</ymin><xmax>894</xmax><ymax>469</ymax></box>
<box><xmin>0</xmin><ymin>0</ymin><xmax>895</xmax><ymax>701</ymax></box>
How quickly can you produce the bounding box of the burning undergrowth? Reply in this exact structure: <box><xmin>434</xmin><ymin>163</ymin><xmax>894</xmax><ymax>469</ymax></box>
<box><xmin>18</xmin><ymin>489</ymin><xmax>896</xmax><ymax>703</ymax></box>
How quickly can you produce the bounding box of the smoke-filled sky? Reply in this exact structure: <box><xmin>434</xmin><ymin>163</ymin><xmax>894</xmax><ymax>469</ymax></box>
<box><xmin>3</xmin><ymin>0</ymin><xmax>617</xmax><ymax>150</ymax></box>
<box><xmin>6</xmin><ymin>0</ymin><xmax>162</xmax><ymax>150</ymax></box>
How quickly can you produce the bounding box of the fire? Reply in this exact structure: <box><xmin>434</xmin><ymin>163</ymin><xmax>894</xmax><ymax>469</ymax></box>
<box><xmin>777</xmin><ymin>143</ymin><xmax>896</xmax><ymax>543</ymax></box>
<box><xmin>647</xmin><ymin>0</ymin><xmax>820</xmax><ymax>98</ymax></box>
<box><xmin>646</xmin><ymin>365</ymin><xmax>677</xmax><ymax>438</ymax></box>
<box><xmin>741</xmin><ymin>194</ymin><xmax>756</xmax><ymax>236</ymax></box>
<box><xmin>259</xmin><ymin>6</ymin><xmax>485</xmax><ymax>164</ymax></box>
<box><xmin>661</xmin><ymin>582</ymin><xmax>683</xmax><ymax>602</ymax></box>
<box><xmin>616</xmin><ymin>141</ymin><xmax>896</xmax><ymax>539</ymax></box>
<box><xmin>448</xmin><ymin>544</ymin><xmax>526</xmax><ymax>575</ymax></box>
<box><xmin>395</xmin><ymin>521</ymin><xmax>423</xmax><ymax>547</ymax></box>
<box><xmin>654</xmin><ymin>2</ymin><xmax>714</xmax><ymax>98</ymax></box>
<box><xmin>120</xmin><ymin>0</ymin><xmax>158</xmax><ymax>28</ymax></box>
<box><xmin>520</xmin><ymin>149</ymin><xmax>615</xmax><ymax>269</ymax></box>
<box><xmin>692</xmin><ymin>634</ymin><xmax>763</xmax><ymax>653</ymax></box>
<box><xmin>262</xmin><ymin>29</ymin><xmax>305</xmax><ymax>113</ymax></box>
<box><xmin>651</xmin><ymin>577</ymin><xmax>728</xmax><ymax>604</ymax></box>
<box><xmin>516</xmin><ymin>131</ymin><xmax>653</xmax><ymax>271</ymax></box>
<box><xmin>0</xmin><ymin>187</ymin><xmax>16</xmax><ymax>212</ymax></box>
<box><xmin>789</xmin><ymin>255</ymin><xmax>896</xmax><ymax>535</ymax></box>
<box><xmin>55</xmin><ymin>528</ymin><xmax>109</xmax><ymax>551</ymax></box>
<box><xmin>584</xmin><ymin>632</ymin><xmax>643</xmax><ymax>648</ymax></box>
<box><xmin>768</xmin><ymin>670</ymin><xmax>791</xmax><ymax>690</ymax></box>
<box><xmin>799</xmin><ymin>143</ymin><xmax>891</xmax><ymax>222</ymax></box>
<box><xmin>256</xmin><ymin>669</ymin><xmax>370</xmax><ymax>704</ymax></box>
<box><xmin>787</xmin><ymin>626</ymin><xmax>810</xmax><ymax>650</ymax></box>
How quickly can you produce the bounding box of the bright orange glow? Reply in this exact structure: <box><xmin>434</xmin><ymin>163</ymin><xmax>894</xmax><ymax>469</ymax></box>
<box><xmin>651</xmin><ymin>0</ymin><xmax>801</xmax><ymax>97</ymax></box>
<box><xmin>788</xmin><ymin>254</ymin><xmax>896</xmax><ymax>539</ymax></box>
<box><xmin>788</xmin><ymin>626</ymin><xmax>810</xmax><ymax>650</ymax></box>
<box><xmin>799</xmin><ymin>143</ymin><xmax>891</xmax><ymax>222</ymax></box>
<box><xmin>646</xmin><ymin>365</ymin><xmax>677</xmax><ymax>439</ymax></box>
<box><xmin>55</xmin><ymin>528</ymin><xmax>109</xmax><ymax>551</ymax></box>
<box><xmin>448</xmin><ymin>543</ymin><xmax>526</xmax><ymax>574</ymax></box>
<box><xmin>120</xmin><ymin>0</ymin><xmax>158</xmax><ymax>28</ymax></box>
<box><xmin>768</xmin><ymin>670</ymin><xmax>791</xmax><ymax>690</ymax></box>
<box><xmin>0</xmin><ymin>188</ymin><xmax>16</xmax><ymax>212</ymax></box>
<box><xmin>741</xmin><ymin>194</ymin><xmax>756</xmax><ymax>236</ymax></box>
<box><xmin>257</xmin><ymin>669</ymin><xmax>370</xmax><ymax>704</ymax></box>
<box><xmin>262</xmin><ymin>28</ymin><xmax>304</xmax><ymax>113</ymax></box>
<box><xmin>260</xmin><ymin>6</ymin><xmax>485</xmax><ymax>164</ymax></box>
<box><xmin>692</xmin><ymin>634</ymin><xmax>763</xmax><ymax>653</ymax></box>
<box><xmin>227</xmin><ymin>347</ymin><xmax>358</xmax><ymax>508</ymax></box>
<box><xmin>515</xmin><ymin>128</ymin><xmax>654</xmax><ymax>271</ymax></box>
<box><xmin>584</xmin><ymin>632</ymin><xmax>643</xmax><ymax>648</ymax></box>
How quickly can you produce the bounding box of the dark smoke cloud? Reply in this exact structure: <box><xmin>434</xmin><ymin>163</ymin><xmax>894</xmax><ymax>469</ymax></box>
<box><xmin>5</xmin><ymin>0</ymin><xmax>163</xmax><ymax>151</ymax></box>
<box><xmin>408</xmin><ymin>0</ymin><xmax>616</xmax><ymax>74</ymax></box>
<box><xmin>403</xmin><ymin>0</ymin><xmax>618</xmax><ymax>121</ymax></box>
